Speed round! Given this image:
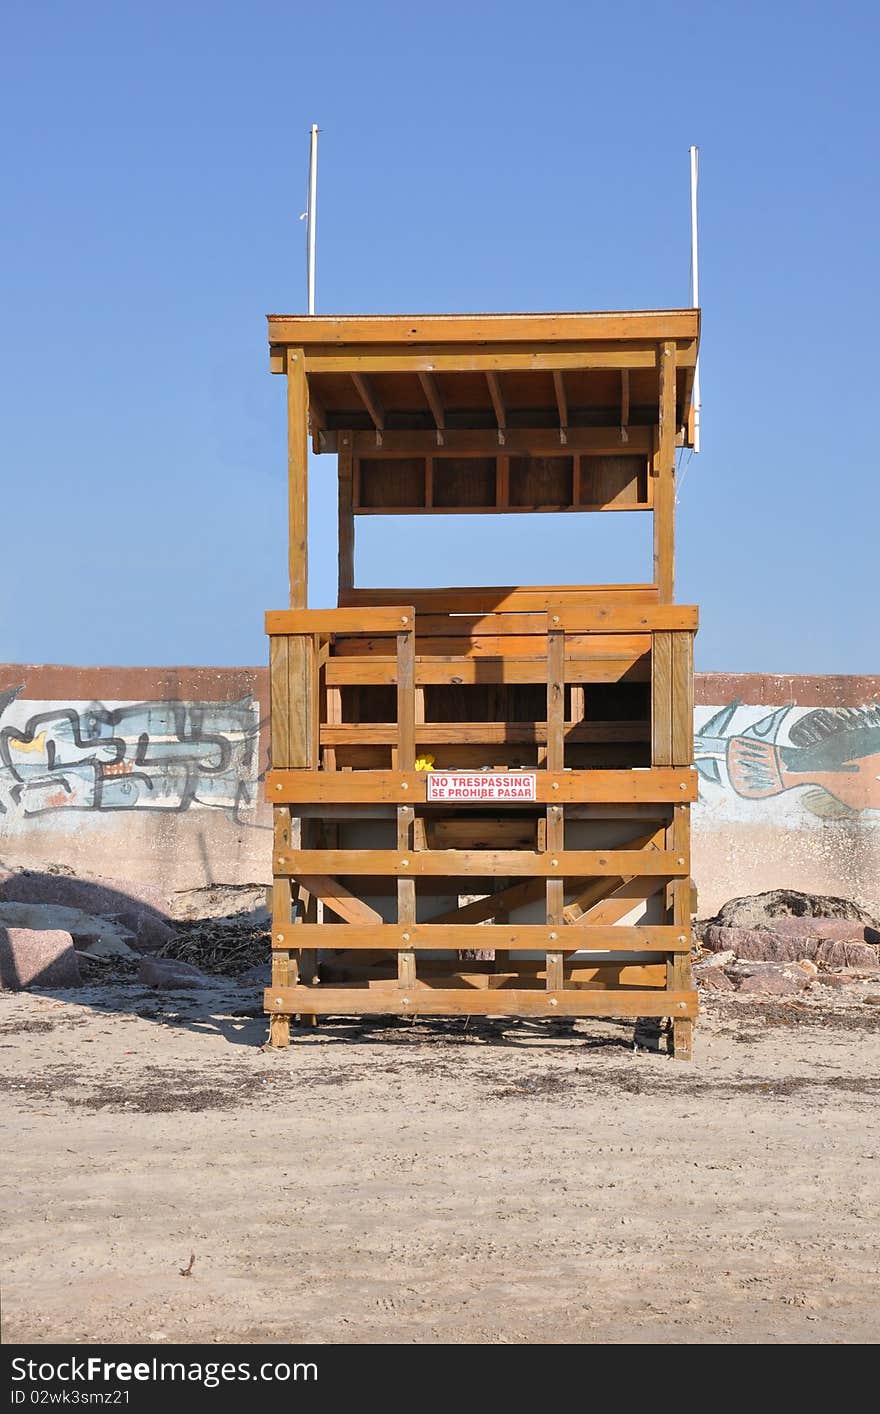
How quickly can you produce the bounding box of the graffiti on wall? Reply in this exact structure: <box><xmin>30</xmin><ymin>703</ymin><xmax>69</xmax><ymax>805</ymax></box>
<box><xmin>0</xmin><ymin>687</ymin><xmax>262</xmax><ymax>823</ymax></box>
<box><xmin>695</xmin><ymin>701</ymin><xmax>880</xmax><ymax>821</ymax></box>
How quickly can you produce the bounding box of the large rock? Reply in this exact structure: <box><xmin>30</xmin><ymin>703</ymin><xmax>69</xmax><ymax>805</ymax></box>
<box><xmin>138</xmin><ymin>956</ymin><xmax>212</xmax><ymax>990</ymax></box>
<box><xmin>710</xmin><ymin>889</ymin><xmax>879</xmax><ymax>931</ymax></box>
<box><xmin>0</xmin><ymin>868</ymin><xmax>174</xmax><ymax>952</ymax></box>
<box><xmin>702</xmin><ymin>924</ymin><xmax>878</xmax><ymax>968</ymax></box>
<box><xmin>734</xmin><ymin>964</ymin><xmax>812</xmax><ymax>996</ymax></box>
<box><xmin>695</xmin><ymin>967</ymin><xmax>735</xmax><ymax>991</ymax></box>
<box><xmin>169</xmin><ymin>883</ymin><xmax>270</xmax><ymax>923</ymax></box>
<box><xmin>0</xmin><ymin>928</ymin><xmax>81</xmax><ymax>989</ymax></box>
<box><xmin>0</xmin><ymin>902</ymin><xmax>138</xmax><ymax>959</ymax></box>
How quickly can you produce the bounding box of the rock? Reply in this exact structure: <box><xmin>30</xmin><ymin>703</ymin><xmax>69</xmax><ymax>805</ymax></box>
<box><xmin>701</xmin><ymin>924</ymin><xmax>878</xmax><ymax>968</ymax></box>
<box><xmin>138</xmin><ymin>956</ymin><xmax>212</xmax><ymax>990</ymax></box>
<box><xmin>797</xmin><ymin>959</ymin><xmax>819</xmax><ymax>977</ymax></box>
<box><xmin>169</xmin><ymin>883</ymin><xmax>270</xmax><ymax>923</ymax></box>
<box><xmin>709</xmin><ymin>889</ymin><xmax>879</xmax><ymax>931</ymax></box>
<box><xmin>0</xmin><ymin>869</ymin><xmax>173</xmax><ymax>952</ymax></box>
<box><xmin>696</xmin><ymin>968</ymin><xmax>736</xmax><ymax>991</ymax></box>
<box><xmin>813</xmin><ymin>973</ymin><xmax>856</xmax><ymax>989</ymax></box>
<box><xmin>696</xmin><ymin>949</ymin><xmax>735</xmax><ymax>969</ymax></box>
<box><xmin>0</xmin><ymin>902</ymin><xmax>138</xmax><ymax>959</ymax></box>
<box><xmin>735</xmin><ymin>964</ymin><xmax>812</xmax><ymax>996</ymax></box>
<box><xmin>753</xmin><ymin>917</ymin><xmax>879</xmax><ymax>943</ymax></box>
<box><xmin>0</xmin><ymin>928</ymin><xmax>81</xmax><ymax>989</ymax></box>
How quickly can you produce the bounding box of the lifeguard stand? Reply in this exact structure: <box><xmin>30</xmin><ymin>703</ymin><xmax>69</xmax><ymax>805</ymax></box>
<box><xmin>264</xmin><ymin>311</ymin><xmax>699</xmax><ymax>1056</ymax></box>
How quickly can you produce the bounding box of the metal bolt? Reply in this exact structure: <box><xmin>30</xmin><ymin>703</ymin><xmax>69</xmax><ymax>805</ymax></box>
<box><xmin>679</xmin><ymin>782</ymin><xmax>687</xmax><ymax>790</ymax></box>
<box><xmin>550</xmin><ymin>998</ymin><xmax>558</xmax><ymax>1007</ymax></box>
<box><xmin>401</xmin><ymin>782</ymin><xmax>408</xmax><ymax>790</ymax></box>
<box><xmin>275</xmin><ymin>998</ymin><xmax>283</xmax><ymax>1006</ymax></box>
<box><xmin>401</xmin><ymin>858</ymin><xmax>409</xmax><ymax>867</ymax></box>
<box><xmin>678</xmin><ymin>1001</ymin><xmax>686</xmax><ymax>1009</ymax></box>
<box><xmin>552</xmin><ymin>781</ymin><xmax>559</xmax><ymax>790</ymax></box>
<box><xmin>551</xmin><ymin>858</ymin><xmax>559</xmax><ymax>867</ymax></box>
<box><xmin>275</xmin><ymin>783</ymin><xmax>283</xmax><ymax>792</ymax></box>
<box><xmin>276</xmin><ymin>933</ymin><xmax>284</xmax><ymax>943</ymax></box>
<box><xmin>402</xmin><ymin>997</ymin><xmax>410</xmax><ymax>1005</ymax></box>
<box><xmin>552</xmin><ymin>615</ymin><xmax>560</xmax><ymax>625</ymax></box>
<box><xmin>401</xmin><ymin>615</ymin><xmax>409</xmax><ymax>624</ymax></box>
<box><xmin>678</xmin><ymin>934</ymin><xmax>686</xmax><ymax>943</ymax></box>
<box><xmin>549</xmin><ymin>931</ymin><xmax>558</xmax><ymax>941</ymax></box>
<box><xmin>677</xmin><ymin>857</ymin><xmax>685</xmax><ymax>865</ymax></box>
<box><xmin>599</xmin><ymin>857</ymin><xmax>607</xmax><ymax>866</ymax></box>
<box><xmin>402</xmin><ymin>932</ymin><xmax>410</xmax><ymax>942</ymax></box>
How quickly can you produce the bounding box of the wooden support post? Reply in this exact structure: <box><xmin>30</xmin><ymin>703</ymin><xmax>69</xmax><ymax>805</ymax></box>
<box><xmin>546</xmin><ymin>623</ymin><xmax>565</xmax><ymax>990</ymax></box>
<box><xmin>397</xmin><ymin>804</ymin><xmax>416</xmax><ymax>988</ymax></box>
<box><xmin>269</xmin><ymin>806</ymin><xmax>296</xmax><ymax>1046</ymax></box>
<box><xmin>653</xmin><ymin>340</ymin><xmax>676</xmax><ymax>602</ymax></box>
<box><xmin>287</xmin><ymin>348</ymin><xmax>308</xmax><ymax>610</ymax></box>
<box><xmin>672</xmin><ymin>631</ymin><xmax>694</xmax><ymax>766</ymax></box>
<box><xmin>668</xmin><ymin>803</ymin><xmax>693</xmax><ymax>1060</ymax></box>
<box><xmin>651</xmin><ymin>630</ymin><xmax>673</xmax><ymax>766</ymax></box>
<box><xmin>337</xmin><ymin>436</ymin><xmax>355</xmax><ymax>597</ymax></box>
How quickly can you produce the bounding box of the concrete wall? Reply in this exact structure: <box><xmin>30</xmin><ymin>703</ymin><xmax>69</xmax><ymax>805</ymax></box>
<box><xmin>1</xmin><ymin>665</ymin><xmax>877</xmax><ymax>917</ymax></box>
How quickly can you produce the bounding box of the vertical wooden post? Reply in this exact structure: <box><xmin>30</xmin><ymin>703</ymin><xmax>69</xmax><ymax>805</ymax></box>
<box><xmin>337</xmin><ymin>435</ymin><xmax>355</xmax><ymax>599</ymax></box>
<box><xmin>653</xmin><ymin>340</ymin><xmax>676</xmax><ymax>603</ymax></box>
<box><xmin>287</xmin><ymin>347</ymin><xmax>309</xmax><ymax>609</ymax></box>
<box><xmin>269</xmin><ymin>807</ymin><xmax>296</xmax><ymax>1047</ymax></box>
<box><xmin>396</xmin><ymin>621</ymin><xmax>417</xmax><ymax>988</ymax></box>
<box><xmin>546</xmin><ymin>623</ymin><xmax>565</xmax><ymax>991</ymax></box>
<box><xmin>651</xmin><ymin>630</ymin><xmax>673</xmax><ymax>766</ymax></box>
<box><xmin>669</xmin><ymin>803</ymin><xmax>693</xmax><ymax>1060</ymax></box>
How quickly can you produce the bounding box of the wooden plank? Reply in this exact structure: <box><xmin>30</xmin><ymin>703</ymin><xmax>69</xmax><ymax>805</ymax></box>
<box><xmin>397</xmin><ymin>804</ymin><xmax>416</xmax><ymax>988</ymax></box>
<box><xmin>551</xmin><ymin>605</ymin><xmax>698</xmax><ymax>633</ymax></box>
<box><xmin>305</xmin><ymin>347</ymin><xmax>665</xmax><ymax>375</ymax></box>
<box><xmin>270</xmin><ymin>806</ymin><xmax>296</xmax><ymax>1046</ymax></box>
<box><xmin>324</xmin><ymin>655</ymin><xmax>650</xmax><ymax>686</ymax></box>
<box><xmin>265</xmin><ymin>986</ymin><xmax>698</xmax><ymax>1018</ymax></box>
<box><xmin>652</xmin><ymin>630</ymin><xmax>673</xmax><ymax>766</ymax></box>
<box><xmin>351</xmin><ymin>372</ymin><xmax>385</xmax><ymax>433</ymax></box>
<box><xmin>295</xmin><ymin>874</ymin><xmax>384</xmax><ymax>926</ymax></box>
<box><xmin>272</xmin><ymin>923</ymin><xmax>690</xmax><ymax>951</ymax></box>
<box><xmin>340</xmin><ymin>585</ymin><xmax>658</xmax><ymax>612</ymax></box>
<box><xmin>267</xmin><ymin>767</ymin><xmax>698</xmax><ymax>804</ymax></box>
<box><xmin>275</xmin><ymin>849</ymin><xmax>688</xmax><ymax>878</ymax></box>
<box><xmin>348</xmin><ymin>427</ymin><xmax>653</xmax><ymax>458</ymax></box>
<box><xmin>396</xmin><ymin>628</ymin><xmax>415</xmax><ymax>771</ymax></box>
<box><xmin>672</xmin><ymin>631</ymin><xmax>694</xmax><ymax>766</ymax></box>
<box><xmin>319</xmin><ymin>720</ymin><xmax>649</xmax><ymax>746</ymax></box>
<box><xmin>287</xmin><ymin>636</ymin><xmax>315</xmax><ymax>769</ymax></box>
<box><xmin>620</xmin><ymin>368</ymin><xmax>630</xmax><ymax>440</ymax></box>
<box><xmin>287</xmin><ymin>348</ymin><xmax>309</xmax><ymax>609</ymax></box>
<box><xmin>546</xmin><ymin>628</ymin><xmax>565</xmax><ymax>773</ymax></box>
<box><xmin>485</xmin><ymin>371</ymin><xmax>507</xmax><ymax>443</ymax></box>
<box><xmin>331</xmin><ymin>632</ymin><xmax>652</xmax><ymax>658</ymax></box>
<box><xmin>337</xmin><ymin>439</ymin><xmax>355</xmax><ymax>595</ymax></box>
<box><xmin>267</xmin><ymin>607</ymin><xmax>415</xmax><ymax>635</ymax></box>
<box><xmin>418</xmin><ymin>371</ymin><xmax>446</xmax><ymax>443</ymax></box>
<box><xmin>568</xmin><ymin>874</ymin><xmax>666</xmax><ymax>927</ymax></box>
<box><xmin>269</xmin><ymin>636</ymin><xmax>291</xmax><ymax>769</ymax></box>
<box><xmin>552</xmin><ymin>371</ymin><xmax>568</xmax><ymax>444</ymax></box>
<box><xmin>267</xmin><ymin>311</ymin><xmax>701</xmax><ymax>345</ymax></box>
<box><xmin>653</xmin><ymin>340</ymin><xmax>677</xmax><ymax>601</ymax></box>
<box><xmin>545</xmin><ymin>803</ymin><xmax>565</xmax><ymax>990</ymax></box>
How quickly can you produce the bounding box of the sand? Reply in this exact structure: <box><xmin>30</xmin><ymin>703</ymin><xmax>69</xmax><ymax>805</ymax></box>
<box><xmin>1</xmin><ymin>980</ymin><xmax>878</xmax><ymax>1345</ymax></box>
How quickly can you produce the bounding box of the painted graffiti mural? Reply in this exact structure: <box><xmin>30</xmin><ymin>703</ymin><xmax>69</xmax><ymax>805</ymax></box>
<box><xmin>0</xmin><ymin>687</ymin><xmax>261</xmax><ymax>822</ymax></box>
<box><xmin>694</xmin><ymin>702</ymin><xmax>880</xmax><ymax>822</ymax></box>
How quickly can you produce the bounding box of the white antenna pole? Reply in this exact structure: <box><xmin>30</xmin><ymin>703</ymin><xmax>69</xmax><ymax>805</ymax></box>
<box><xmin>689</xmin><ymin>144</ymin><xmax>701</xmax><ymax>453</ymax></box>
<box><xmin>306</xmin><ymin>123</ymin><xmax>318</xmax><ymax>315</ymax></box>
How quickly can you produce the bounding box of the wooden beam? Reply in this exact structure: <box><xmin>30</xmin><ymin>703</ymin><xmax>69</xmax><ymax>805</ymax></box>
<box><xmin>418</xmin><ymin>371</ymin><xmax>446</xmax><ymax>445</ymax></box>
<box><xmin>485</xmin><ymin>371</ymin><xmax>507</xmax><ymax>445</ymax></box>
<box><xmin>568</xmin><ymin>874</ymin><xmax>667</xmax><ymax>927</ymax></box>
<box><xmin>267</xmin><ymin>767</ymin><xmax>698</xmax><ymax>804</ymax></box>
<box><xmin>274</xmin><ymin>849</ymin><xmax>689</xmax><ymax>878</ymax></box>
<box><xmin>319</xmin><ymin>720</ymin><xmax>649</xmax><ymax>746</ymax></box>
<box><xmin>620</xmin><ymin>369</ymin><xmax>630</xmax><ymax>443</ymax></box>
<box><xmin>337</xmin><ymin>437</ymin><xmax>355</xmax><ymax>596</ymax></box>
<box><xmin>294</xmin><ymin>874</ymin><xmax>384</xmax><ymax>926</ymax></box>
<box><xmin>346</xmin><ymin>427</ymin><xmax>653</xmax><ymax>458</ymax></box>
<box><xmin>286</xmin><ymin>348</ymin><xmax>308</xmax><ymax>609</ymax></box>
<box><xmin>351</xmin><ymin>372</ymin><xmax>385</xmax><ymax>441</ymax></box>
<box><xmin>552</xmin><ymin>371</ymin><xmax>569</xmax><ymax>445</ymax></box>
<box><xmin>272</xmin><ymin>923</ymin><xmax>690</xmax><ymax>952</ymax></box>
<box><xmin>265</xmin><ymin>986</ymin><xmax>698</xmax><ymax>1018</ymax></box>
<box><xmin>653</xmin><ymin>340</ymin><xmax>677</xmax><ymax>601</ymax></box>
<box><xmin>307</xmin><ymin>346</ymin><xmax>671</xmax><ymax>375</ymax></box>
<box><xmin>266</xmin><ymin>607</ymin><xmax>415</xmax><ymax>635</ymax></box>
<box><xmin>267</xmin><ymin>310</ymin><xmax>701</xmax><ymax>346</ymax></box>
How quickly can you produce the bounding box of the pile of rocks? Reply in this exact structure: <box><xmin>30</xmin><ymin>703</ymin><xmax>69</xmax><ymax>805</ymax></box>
<box><xmin>0</xmin><ymin>865</ymin><xmax>269</xmax><ymax>993</ymax></box>
<box><xmin>694</xmin><ymin>890</ymin><xmax>880</xmax><ymax>996</ymax></box>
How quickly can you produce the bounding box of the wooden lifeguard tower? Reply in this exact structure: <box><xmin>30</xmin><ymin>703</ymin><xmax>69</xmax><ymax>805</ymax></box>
<box><xmin>264</xmin><ymin>310</ymin><xmax>699</xmax><ymax>1056</ymax></box>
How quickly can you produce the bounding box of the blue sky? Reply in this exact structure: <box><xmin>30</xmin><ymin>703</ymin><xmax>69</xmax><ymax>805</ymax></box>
<box><xmin>2</xmin><ymin>0</ymin><xmax>877</xmax><ymax>672</ymax></box>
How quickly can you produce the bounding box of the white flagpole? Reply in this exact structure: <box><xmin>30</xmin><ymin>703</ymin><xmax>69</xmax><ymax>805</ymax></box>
<box><xmin>689</xmin><ymin>144</ymin><xmax>701</xmax><ymax>453</ymax></box>
<box><xmin>306</xmin><ymin>124</ymin><xmax>318</xmax><ymax>315</ymax></box>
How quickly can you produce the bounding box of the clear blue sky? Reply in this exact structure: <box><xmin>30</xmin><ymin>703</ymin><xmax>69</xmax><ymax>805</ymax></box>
<box><xmin>3</xmin><ymin>0</ymin><xmax>877</xmax><ymax>673</ymax></box>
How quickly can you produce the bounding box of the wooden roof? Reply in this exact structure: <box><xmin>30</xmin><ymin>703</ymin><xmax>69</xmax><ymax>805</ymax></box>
<box><xmin>267</xmin><ymin>310</ymin><xmax>700</xmax><ymax>444</ymax></box>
